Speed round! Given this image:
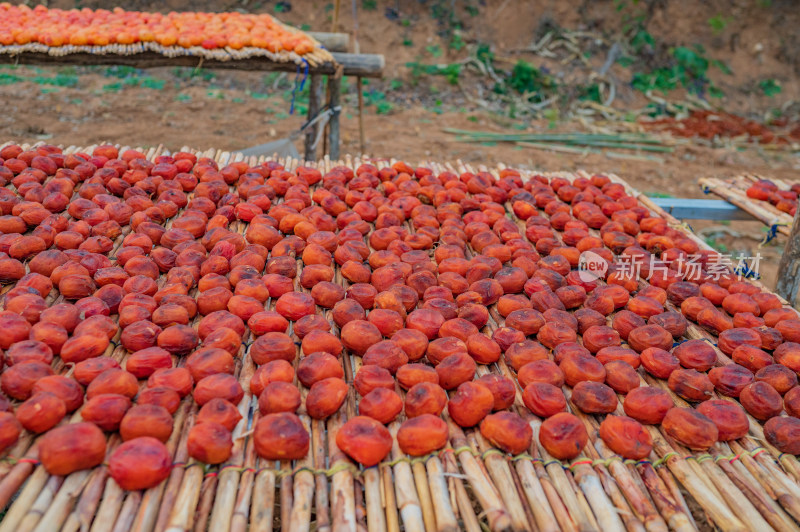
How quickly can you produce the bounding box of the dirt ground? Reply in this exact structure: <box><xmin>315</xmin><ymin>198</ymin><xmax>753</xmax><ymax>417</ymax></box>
<box><xmin>1</xmin><ymin>0</ymin><xmax>799</xmax><ymax>286</ymax></box>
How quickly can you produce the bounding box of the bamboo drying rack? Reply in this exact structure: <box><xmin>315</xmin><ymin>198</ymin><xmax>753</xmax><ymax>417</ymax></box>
<box><xmin>0</xmin><ymin>142</ymin><xmax>799</xmax><ymax>532</ymax></box>
<box><xmin>0</xmin><ymin>12</ymin><xmax>334</xmax><ymax>67</ymax></box>
<box><xmin>699</xmin><ymin>175</ymin><xmax>795</xmax><ymax>238</ymax></box>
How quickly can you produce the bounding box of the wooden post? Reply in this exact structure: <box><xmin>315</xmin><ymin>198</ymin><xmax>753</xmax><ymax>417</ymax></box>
<box><xmin>304</xmin><ymin>73</ymin><xmax>323</xmax><ymax>162</ymax></box>
<box><xmin>776</xmin><ymin>207</ymin><xmax>800</xmax><ymax>306</ymax></box>
<box><xmin>329</xmin><ymin>67</ymin><xmax>342</xmax><ymax>161</ymax></box>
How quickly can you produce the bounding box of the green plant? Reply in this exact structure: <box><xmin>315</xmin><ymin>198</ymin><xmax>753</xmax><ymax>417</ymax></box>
<box><xmin>402</xmin><ymin>38</ymin><xmax>413</xmax><ymax>47</ymax></box>
<box><xmin>578</xmin><ymin>83</ymin><xmax>602</xmax><ymax>103</ymax></box>
<box><xmin>708</xmin><ymin>14</ymin><xmax>731</xmax><ymax>35</ymax></box>
<box><xmin>631</xmin><ymin>45</ymin><xmax>725</xmax><ymax>98</ymax></box>
<box><xmin>363</xmin><ymin>89</ymin><xmax>393</xmax><ymax>114</ymax></box>
<box><xmin>629</xmin><ymin>29</ymin><xmax>654</xmax><ymax>54</ymax></box>
<box><xmin>406</xmin><ymin>61</ymin><xmax>461</xmax><ymax>85</ymax></box>
<box><xmin>426</xmin><ymin>45</ymin><xmax>443</xmax><ymax>58</ymax></box>
<box><xmin>476</xmin><ymin>43</ymin><xmax>494</xmax><ymax>67</ymax></box>
<box><xmin>362</xmin><ymin>0</ymin><xmax>377</xmax><ymax>10</ymax></box>
<box><xmin>501</xmin><ymin>60</ymin><xmax>557</xmax><ymax>99</ymax></box>
<box><xmin>759</xmin><ymin>78</ymin><xmax>782</xmax><ymax>97</ymax></box>
<box><xmin>389</xmin><ymin>79</ymin><xmax>403</xmax><ymax>90</ymax></box>
<box><xmin>450</xmin><ymin>33</ymin><xmax>465</xmax><ymax>51</ymax></box>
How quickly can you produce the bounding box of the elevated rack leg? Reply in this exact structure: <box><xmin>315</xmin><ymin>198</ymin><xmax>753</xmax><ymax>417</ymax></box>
<box><xmin>329</xmin><ymin>68</ymin><xmax>342</xmax><ymax>161</ymax></box>
<box><xmin>777</xmin><ymin>206</ymin><xmax>800</xmax><ymax>306</ymax></box>
<box><xmin>304</xmin><ymin>73</ymin><xmax>324</xmax><ymax>162</ymax></box>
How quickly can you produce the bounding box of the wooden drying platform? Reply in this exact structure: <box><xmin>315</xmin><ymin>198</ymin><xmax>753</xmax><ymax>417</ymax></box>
<box><xmin>2</xmin><ymin>143</ymin><xmax>800</xmax><ymax>532</ymax></box>
<box><xmin>699</xmin><ymin>175</ymin><xmax>794</xmax><ymax>238</ymax></box>
<box><xmin>0</xmin><ymin>39</ymin><xmax>384</xmax><ymax>163</ymax></box>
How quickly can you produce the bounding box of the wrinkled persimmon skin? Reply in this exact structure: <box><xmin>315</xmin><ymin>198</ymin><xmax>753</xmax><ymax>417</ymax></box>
<box><xmin>570</xmin><ymin>381</ymin><xmax>617</xmax><ymax>414</ymax></box>
<box><xmin>0</xmin><ymin>413</ymin><xmax>20</xmax><ymax>453</ymax></box>
<box><xmin>396</xmin><ymin>363</ymin><xmax>439</xmax><ymax>390</ymax></box>
<box><xmin>480</xmin><ymin>412</ymin><xmax>533</xmax><ymax>454</ymax></box>
<box><xmin>604</xmin><ymin>361</ymin><xmax>640</xmax><ymax>394</ymax></box>
<box><xmin>478</xmin><ymin>374</ymin><xmax>516</xmax><ymax>411</ymax></box>
<box><xmin>138</xmin><ymin>387</ymin><xmax>181</xmax><ymax>415</ymax></box>
<box><xmin>306</xmin><ymin>377</ymin><xmax>348</xmax><ymax>419</ymax></box>
<box><xmin>340</xmin><ymin>320</ymin><xmax>382</xmax><ymax>355</ymax></box>
<box><xmin>718</xmin><ymin>327</ymin><xmax>762</xmax><ymax>355</ymax></box>
<box><xmin>258</xmin><ymin>381</ymin><xmax>302</xmax><ymax>415</ymax></box>
<box><xmin>120</xmin><ymin>404</ymin><xmax>174</xmax><ymax>442</ymax></box>
<box><xmin>405</xmin><ymin>382</ymin><xmax>448</xmax><ymax>418</ymax></box>
<box><xmin>668</xmin><ymin>369</ymin><xmax>713</xmax><ymax>402</ymax></box>
<box><xmin>188</xmin><ymin>422</ymin><xmax>233</xmax><ymax>465</ymax></box>
<box><xmin>518</xmin><ymin>359</ymin><xmax>564</xmax><ymax>389</ymax></box>
<box><xmin>109</xmin><ymin>437</ymin><xmax>172</xmax><ymax>491</ymax></box>
<box><xmin>148</xmin><ymin>367</ymin><xmax>193</xmax><ymax>397</ymax></box>
<box><xmin>582</xmin><ymin>325</ymin><xmax>620</xmax><ymax>354</ymax></box>
<box><xmin>639</xmin><ymin>348</ymin><xmax>679</xmax><ymax>379</ymax></box>
<box><xmin>448</xmin><ymin>381</ymin><xmax>494</xmax><ymax>428</ymax></box>
<box><xmin>336</xmin><ymin>416</ymin><xmax>393</xmax><ymax>467</ymax></box>
<box><xmin>539</xmin><ymin>412</ymin><xmax>588</xmax><ymax>460</ymax></box>
<box><xmin>598</xmin><ymin>415</ymin><xmax>653</xmax><ymax>460</ymax></box>
<box><xmin>708</xmin><ymin>365</ymin><xmax>753</xmax><ymax>397</ymax></box>
<box><xmin>81</xmin><ymin>393</ymin><xmax>132</xmax><ymax>431</ymax></box>
<box><xmin>768</xmin><ymin>407</ymin><xmax>800</xmax><ymax>453</ymax></box>
<box><xmin>74</xmin><ymin>358</ymin><xmax>121</xmax><ymax>387</ymax></box>
<box><xmin>739</xmin><ymin>382</ymin><xmax>783</xmax><ymax>420</ymax></box>
<box><xmin>627</xmin><ymin>325</ymin><xmax>673</xmax><ymax>353</ymax></box>
<box><xmin>359</xmin><ymin>388</ymin><xmax>403</xmax><ymax>424</ymax></box>
<box><xmin>696</xmin><ymin>400</ymin><xmax>749</xmax><ymax>441</ymax></box>
<box><xmin>662</xmin><ymin>408</ymin><xmax>718</xmax><ymax>450</ymax></box>
<box><xmin>435</xmin><ymin>352</ymin><xmax>476</xmax><ymax>390</ymax></box>
<box><xmin>16</xmin><ymin>392</ymin><xmax>66</xmax><ymax>433</ymax></box>
<box><xmin>39</xmin><ymin>422</ymin><xmax>107</xmax><ymax>476</ymax></box>
<box><xmin>193</xmin><ymin>374</ymin><xmax>244</xmax><ymax>406</ymax></box>
<box><xmin>755</xmin><ymin>365</ymin><xmax>797</xmax><ymax>395</ymax></box>
<box><xmin>623</xmin><ymin>387</ymin><xmax>672</xmax><ymax>424</ymax></box>
<box><xmin>254</xmin><ymin>413</ymin><xmax>310</xmax><ymax>460</ymax></box>
<box><xmin>397</xmin><ymin>415</ymin><xmax>449</xmax><ymax>456</ymax></box>
<box><xmin>522</xmin><ymin>382</ymin><xmax>566</xmax><ymax>418</ymax></box>
<box><xmin>560</xmin><ymin>354</ymin><xmax>606</xmax><ymax>387</ymax></box>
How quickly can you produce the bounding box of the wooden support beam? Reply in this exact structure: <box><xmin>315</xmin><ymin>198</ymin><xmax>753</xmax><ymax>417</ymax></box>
<box><xmin>307</xmin><ymin>32</ymin><xmax>349</xmax><ymax>52</ymax></box>
<box><xmin>328</xmin><ymin>68</ymin><xmax>342</xmax><ymax>160</ymax></box>
<box><xmin>776</xmin><ymin>207</ymin><xmax>800</xmax><ymax>306</ymax></box>
<box><xmin>304</xmin><ymin>74</ymin><xmax>324</xmax><ymax>162</ymax></box>
<box><xmin>0</xmin><ymin>51</ymin><xmax>383</xmax><ymax>77</ymax></box>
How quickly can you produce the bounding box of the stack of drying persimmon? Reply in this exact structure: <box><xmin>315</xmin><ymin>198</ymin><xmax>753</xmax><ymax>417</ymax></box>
<box><xmin>0</xmin><ymin>4</ymin><xmax>319</xmax><ymax>55</ymax></box>
<box><xmin>746</xmin><ymin>178</ymin><xmax>799</xmax><ymax>216</ymax></box>
<box><xmin>0</xmin><ymin>141</ymin><xmax>799</xmax><ymax>495</ymax></box>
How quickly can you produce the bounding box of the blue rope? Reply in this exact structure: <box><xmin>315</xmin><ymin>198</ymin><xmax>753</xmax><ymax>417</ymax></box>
<box><xmin>734</xmin><ymin>260</ymin><xmax>761</xmax><ymax>280</ymax></box>
<box><xmin>289</xmin><ymin>58</ymin><xmax>310</xmax><ymax>115</ymax></box>
<box><xmin>759</xmin><ymin>223</ymin><xmax>787</xmax><ymax>247</ymax></box>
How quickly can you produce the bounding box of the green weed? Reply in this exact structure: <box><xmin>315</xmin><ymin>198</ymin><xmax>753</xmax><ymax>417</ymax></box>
<box><xmin>759</xmin><ymin>78</ymin><xmax>782</xmax><ymax>97</ymax></box>
<box><xmin>708</xmin><ymin>15</ymin><xmax>731</xmax><ymax>35</ymax></box>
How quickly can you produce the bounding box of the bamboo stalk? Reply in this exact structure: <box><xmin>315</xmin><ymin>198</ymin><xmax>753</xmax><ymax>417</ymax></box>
<box><xmin>424</xmin><ymin>457</ymin><xmax>458</xmax><ymax>532</ymax></box>
<box><xmin>447</xmin><ymin>421</ymin><xmax>512</xmax><ymax>532</ymax></box>
<box><xmin>387</xmin><ymin>423</ymin><xmax>424</xmax><ymax>532</ymax></box>
<box><xmin>30</xmin><ymin>470</ymin><xmax>91</xmax><ymax>532</ymax></box>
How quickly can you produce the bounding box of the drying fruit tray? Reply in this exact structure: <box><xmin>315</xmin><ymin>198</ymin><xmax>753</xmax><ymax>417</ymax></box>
<box><xmin>700</xmin><ymin>175</ymin><xmax>795</xmax><ymax>239</ymax></box>
<box><xmin>0</xmin><ymin>142</ymin><xmax>800</xmax><ymax>532</ymax></box>
<box><xmin>0</xmin><ymin>5</ymin><xmax>333</xmax><ymax>67</ymax></box>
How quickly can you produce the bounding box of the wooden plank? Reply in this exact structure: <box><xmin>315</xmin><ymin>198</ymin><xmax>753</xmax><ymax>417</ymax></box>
<box><xmin>0</xmin><ymin>51</ymin><xmax>384</xmax><ymax>77</ymax></box>
<box><xmin>307</xmin><ymin>32</ymin><xmax>349</xmax><ymax>52</ymax></box>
